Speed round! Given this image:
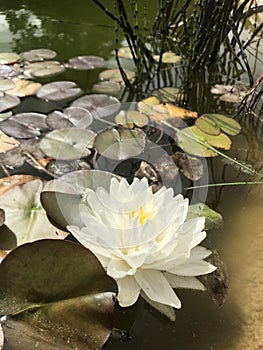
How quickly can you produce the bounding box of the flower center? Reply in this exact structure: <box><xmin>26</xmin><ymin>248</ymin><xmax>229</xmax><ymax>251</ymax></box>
<box><xmin>131</xmin><ymin>207</ymin><xmax>153</xmax><ymax>225</ymax></box>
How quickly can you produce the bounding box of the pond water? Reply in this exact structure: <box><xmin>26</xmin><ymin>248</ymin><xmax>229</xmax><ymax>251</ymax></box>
<box><xmin>0</xmin><ymin>1</ymin><xmax>262</xmax><ymax>349</ymax></box>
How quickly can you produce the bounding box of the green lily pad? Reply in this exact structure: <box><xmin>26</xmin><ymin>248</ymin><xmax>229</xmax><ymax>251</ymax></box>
<box><xmin>99</xmin><ymin>69</ymin><xmax>135</xmax><ymax>84</ymax></box>
<box><xmin>71</xmin><ymin>94</ymin><xmax>121</xmax><ymax>119</ymax></box>
<box><xmin>0</xmin><ymin>239</ymin><xmax>117</xmax><ymax>349</ymax></box>
<box><xmin>66</xmin><ymin>55</ymin><xmax>105</xmax><ymax>70</ymax></box>
<box><xmin>92</xmin><ymin>81</ymin><xmax>121</xmax><ymax>94</ymax></box>
<box><xmin>24</xmin><ymin>61</ymin><xmax>65</xmax><ymax>78</ymax></box>
<box><xmin>176</xmin><ymin>126</ymin><xmax>231</xmax><ymax>157</ymax></box>
<box><xmin>36</xmin><ymin>81</ymin><xmax>81</xmax><ymax>101</ymax></box>
<box><xmin>187</xmin><ymin>203</ymin><xmax>223</xmax><ymax>230</ymax></box>
<box><xmin>153</xmin><ymin>52</ymin><xmax>182</xmax><ymax>64</ymax></box>
<box><xmin>94</xmin><ymin>127</ymin><xmax>146</xmax><ymax>160</ymax></box>
<box><xmin>152</xmin><ymin>87</ymin><xmax>184</xmax><ymax>103</ymax></box>
<box><xmin>40</xmin><ymin>129</ymin><xmax>96</xmax><ymax>160</ymax></box>
<box><xmin>115</xmin><ymin>110</ymin><xmax>148</xmax><ymax>128</ymax></box>
<box><xmin>195</xmin><ymin>115</ymin><xmax>221</xmax><ymax>136</ymax></box>
<box><xmin>0</xmin><ymin>94</ymin><xmax>20</xmax><ymax>113</ymax></box>
<box><xmin>0</xmin><ymin>78</ymin><xmax>15</xmax><ymax>92</ymax></box>
<box><xmin>201</xmin><ymin>114</ymin><xmax>241</xmax><ymax>136</ymax></box>
<box><xmin>47</xmin><ymin>107</ymin><xmax>93</xmax><ymax>130</ymax></box>
<box><xmin>20</xmin><ymin>49</ymin><xmax>57</xmax><ymax>62</ymax></box>
<box><xmin>0</xmin><ymin>52</ymin><xmax>20</xmax><ymax>65</ymax></box>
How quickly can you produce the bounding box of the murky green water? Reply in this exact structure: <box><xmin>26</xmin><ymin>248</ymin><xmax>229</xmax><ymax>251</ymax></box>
<box><xmin>0</xmin><ymin>1</ymin><xmax>262</xmax><ymax>349</ymax></box>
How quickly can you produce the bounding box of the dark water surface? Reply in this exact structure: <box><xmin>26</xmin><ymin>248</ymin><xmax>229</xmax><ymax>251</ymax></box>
<box><xmin>0</xmin><ymin>1</ymin><xmax>262</xmax><ymax>349</ymax></box>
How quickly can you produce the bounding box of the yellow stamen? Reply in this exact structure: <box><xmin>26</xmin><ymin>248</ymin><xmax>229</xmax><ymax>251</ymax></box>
<box><xmin>131</xmin><ymin>207</ymin><xmax>153</xmax><ymax>225</ymax></box>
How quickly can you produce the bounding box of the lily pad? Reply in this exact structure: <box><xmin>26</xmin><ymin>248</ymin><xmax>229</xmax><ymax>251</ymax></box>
<box><xmin>116</xmin><ymin>46</ymin><xmax>133</xmax><ymax>59</ymax></box>
<box><xmin>0</xmin><ymin>239</ymin><xmax>117</xmax><ymax>349</ymax></box>
<box><xmin>0</xmin><ymin>52</ymin><xmax>20</xmax><ymax>65</ymax></box>
<box><xmin>20</xmin><ymin>49</ymin><xmax>57</xmax><ymax>62</ymax></box>
<box><xmin>40</xmin><ymin>128</ymin><xmax>96</xmax><ymax>160</ymax></box>
<box><xmin>47</xmin><ymin>107</ymin><xmax>93</xmax><ymax>130</ymax></box>
<box><xmin>115</xmin><ymin>110</ymin><xmax>148</xmax><ymax>128</ymax></box>
<box><xmin>0</xmin><ymin>94</ymin><xmax>20</xmax><ymax>113</ymax></box>
<box><xmin>92</xmin><ymin>81</ymin><xmax>121</xmax><ymax>94</ymax></box>
<box><xmin>200</xmin><ymin>114</ymin><xmax>241</xmax><ymax>136</ymax></box>
<box><xmin>24</xmin><ymin>61</ymin><xmax>65</xmax><ymax>78</ymax></box>
<box><xmin>0</xmin><ymin>119</ymin><xmax>40</xmax><ymax>139</ymax></box>
<box><xmin>187</xmin><ymin>203</ymin><xmax>223</xmax><ymax>230</ymax></box>
<box><xmin>99</xmin><ymin>69</ymin><xmax>135</xmax><ymax>84</ymax></box>
<box><xmin>195</xmin><ymin>115</ymin><xmax>221</xmax><ymax>136</ymax></box>
<box><xmin>94</xmin><ymin>127</ymin><xmax>146</xmax><ymax>160</ymax></box>
<box><xmin>0</xmin><ymin>130</ymin><xmax>20</xmax><ymax>153</ymax></box>
<box><xmin>36</xmin><ymin>81</ymin><xmax>81</xmax><ymax>101</ymax></box>
<box><xmin>173</xmin><ymin>152</ymin><xmax>204</xmax><ymax>181</ymax></box>
<box><xmin>0</xmin><ymin>175</ymin><xmax>37</xmax><ymax>196</ymax></box>
<box><xmin>153</xmin><ymin>52</ymin><xmax>182</xmax><ymax>64</ymax></box>
<box><xmin>66</xmin><ymin>55</ymin><xmax>105</xmax><ymax>70</ymax></box>
<box><xmin>0</xmin><ymin>179</ymin><xmax>67</xmax><ymax>246</ymax></box>
<box><xmin>0</xmin><ymin>78</ymin><xmax>15</xmax><ymax>92</ymax></box>
<box><xmin>71</xmin><ymin>94</ymin><xmax>121</xmax><ymax>119</ymax></box>
<box><xmin>6</xmin><ymin>78</ymin><xmax>42</xmax><ymax>97</ymax></box>
<box><xmin>10</xmin><ymin>112</ymin><xmax>48</xmax><ymax>130</ymax></box>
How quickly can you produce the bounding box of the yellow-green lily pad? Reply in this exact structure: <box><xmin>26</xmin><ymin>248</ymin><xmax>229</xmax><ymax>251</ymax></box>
<box><xmin>153</xmin><ymin>52</ymin><xmax>182</xmax><ymax>64</ymax></box>
<box><xmin>201</xmin><ymin>113</ymin><xmax>241</xmax><ymax>136</ymax></box>
<box><xmin>115</xmin><ymin>110</ymin><xmax>148</xmax><ymax>128</ymax></box>
<box><xmin>0</xmin><ymin>52</ymin><xmax>20</xmax><ymax>65</ymax></box>
<box><xmin>99</xmin><ymin>69</ymin><xmax>135</xmax><ymax>84</ymax></box>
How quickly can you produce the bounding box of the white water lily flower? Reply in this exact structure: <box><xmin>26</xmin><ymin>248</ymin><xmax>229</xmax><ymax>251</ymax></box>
<box><xmin>68</xmin><ymin>177</ymin><xmax>216</xmax><ymax>308</ymax></box>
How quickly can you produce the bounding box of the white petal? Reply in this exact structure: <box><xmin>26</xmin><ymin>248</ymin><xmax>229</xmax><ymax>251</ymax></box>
<box><xmin>168</xmin><ymin>260</ymin><xmax>216</xmax><ymax>276</ymax></box>
<box><xmin>164</xmin><ymin>273</ymin><xmax>205</xmax><ymax>291</ymax></box>
<box><xmin>107</xmin><ymin>258</ymin><xmax>136</xmax><ymax>278</ymax></box>
<box><xmin>135</xmin><ymin>269</ymin><xmax>181</xmax><ymax>308</ymax></box>
<box><xmin>117</xmin><ymin>275</ymin><xmax>141</xmax><ymax>307</ymax></box>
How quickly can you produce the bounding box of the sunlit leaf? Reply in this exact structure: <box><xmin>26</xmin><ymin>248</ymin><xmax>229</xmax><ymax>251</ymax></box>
<box><xmin>20</xmin><ymin>49</ymin><xmax>57</xmax><ymax>62</ymax></box>
<box><xmin>219</xmin><ymin>93</ymin><xmax>243</xmax><ymax>103</ymax></box>
<box><xmin>71</xmin><ymin>94</ymin><xmax>121</xmax><ymax>119</ymax></box>
<box><xmin>195</xmin><ymin>115</ymin><xmax>221</xmax><ymax>136</ymax></box>
<box><xmin>116</xmin><ymin>47</ymin><xmax>133</xmax><ymax>59</ymax></box>
<box><xmin>152</xmin><ymin>87</ymin><xmax>184</xmax><ymax>103</ymax></box>
<box><xmin>6</xmin><ymin>78</ymin><xmax>42</xmax><ymax>97</ymax></box>
<box><xmin>0</xmin><ymin>239</ymin><xmax>117</xmax><ymax>349</ymax></box>
<box><xmin>99</xmin><ymin>69</ymin><xmax>135</xmax><ymax>84</ymax></box>
<box><xmin>115</xmin><ymin>110</ymin><xmax>148</xmax><ymax>128</ymax></box>
<box><xmin>187</xmin><ymin>203</ymin><xmax>223</xmax><ymax>230</ymax></box>
<box><xmin>0</xmin><ymin>179</ymin><xmax>67</xmax><ymax>246</ymax></box>
<box><xmin>153</xmin><ymin>52</ymin><xmax>182</xmax><ymax>64</ymax></box>
<box><xmin>0</xmin><ymin>130</ymin><xmax>20</xmax><ymax>153</ymax></box>
<box><xmin>40</xmin><ymin>129</ymin><xmax>96</xmax><ymax>160</ymax></box>
<box><xmin>0</xmin><ymin>94</ymin><xmax>20</xmax><ymax>113</ymax></box>
<box><xmin>0</xmin><ymin>175</ymin><xmax>37</xmax><ymax>196</ymax></box>
<box><xmin>137</xmin><ymin>96</ymin><xmax>161</xmax><ymax>116</ymax></box>
<box><xmin>94</xmin><ymin>127</ymin><xmax>146</xmax><ymax>160</ymax></box>
<box><xmin>0</xmin><ymin>78</ymin><xmax>15</xmax><ymax>92</ymax></box>
<box><xmin>0</xmin><ymin>111</ymin><xmax>12</xmax><ymax>121</ymax></box>
<box><xmin>24</xmin><ymin>61</ymin><xmax>65</xmax><ymax>78</ymax></box>
<box><xmin>92</xmin><ymin>81</ymin><xmax>121</xmax><ymax>94</ymax></box>
<box><xmin>36</xmin><ymin>81</ymin><xmax>81</xmax><ymax>101</ymax></box>
<box><xmin>201</xmin><ymin>114</ymin><xmax>241</xmax><ymax>136</ymax></box>
<box><xmin>0</xmin><ymin>52</ymin><xmax>20</xmax><ymax>65</ymax></box>
<box><xmin>66</xmin><ymin>55</ymin><xmax>105</xmax><ymax>70</ymax></box>
<box><xmin>165</xmin><ymin>104</ymin><xmax>198</xmax><ymax>119</ymax></box>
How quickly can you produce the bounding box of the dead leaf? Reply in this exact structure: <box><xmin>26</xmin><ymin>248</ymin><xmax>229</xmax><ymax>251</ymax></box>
<box><xmin>0</xmin><ymin>130</ymin><xmax>20</xmax><ymax>153</ymax></box>
<box><xmin>0</xmin><ymin>175</ymin><xmax>38</xmax><ymax>196</ymax></box>
<box><xmin>6</xmin><ymin>78</ymin><xmax>42</xmax><ymax>97</ymax></box>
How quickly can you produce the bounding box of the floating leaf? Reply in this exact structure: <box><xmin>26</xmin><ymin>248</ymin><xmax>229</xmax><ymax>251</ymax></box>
<box><xmin>0</xmin><ymin>179</ymin><xmax>66</xmax><ymax>246</ymax></box>
<box><xmin>71</xmin><ymin>94</ymin><xmax>121</xmax><ymax>119</ymax></box>
<box><xmin>99</xmin><ymin>69</ymin><xmax>135</xmax><ymax>84</ymax></box>
<box><xmin>40</xmin><ymin>128</ymin><xmax>96</xmax><ymax>160</ymax></box>
<box><xmin>41</xmin><ymin>170</ymin><xmax>120</xmax><ymax>230</ymax></box>
<box><xmin>211</xmin><ymin>84</ymin><xmax>249</xmax><ymax>103</ymax></box>
<box><xmin>176</xmin><ymin>126</ymin><xmax>231</xmax><ymax>157</ymax></box>
<box><xmin>24</xmin><ymin>61</ymin><xmax>65</xmax><ymax>78</ymax></box>
<box><xmin>154</xmin><ymin>155</ymin><xmax>179</xmax><ymax>180</ymax></box>
<box><xmin>0</xmin><ymin>175</ymin><xmax>37</xmax><ymax>196</ymax></box>
<box><xmin>0</xmin><ymin>52</ymin><xmax>20</xmax><ymax>65</ymax></box>
<box><xmin>153</xmin><ymin>52</ymin><xmax>181</xmax><ymax>64</ymax></box>
<box><xmin>201</xmin><ymin>113</ymin><xmax>241</xmax><ymax>136</ymax></box>
<box><xmin>0</xmin><ymin>130</ymin><xmax>20</xmax><ymax>153</ymax></box>
<box><xmin>0</xmin><ymin>94</ymin><xmax>20</xmax><ymax>113</ymax></box>
<box><xmin>47</xmin><ymin>107</ymin><xmax>93</xmax><ymax>130</ymax></box>
<box><xmin>66</xmin><ymin>55</ymin><xmax>105</xmax><ymax>70</ymax></box>
<box><xmin>0</xmin><ymin>239</ymin><xmax>117</xmax><ymax>349</ymax></box>
<box><xmin>6</xmin><ymin>78</ymin><xmax>42</xmax><ymax>97</ymax></box>
<box><xmin>137</xmin><ymin>96</ymin><xmax>161</xmax><ymax>116</ymax></box>
<box><xmin>116</xmin><ymin>47</ymin><xmax>133</xmax><ymax>59</ymax></box>
<box><xmin>187</xmin><ymin>203</ymin><xmax>223</xmax><ymax>230</ymax></box>
<box><xmin>173</xmin><ymin>152</ymin><xmax>204</xmax><ymax>181</ymax></box>
<box><xmin>20</xmin><ymin>49</ymin><xmax>57</xmax><ymax>62</ymax></box>
<box><xmin>36</xmin><ymin>81</ymin><xmax>81</xmax><ymax>101</ymax></box>
<box><xmin>195</xmin><ymin>115</ymin><xmax>221</xmax><ymax>136</ymax></box>
<box><xmin>94</xmin><ymin>127</ymin><xmax>146</xmax><ymax>160</ymax></box>
<box><xmin>115</xmin><ymin>110</ymin><xmax>148</xmax><ymax>128</ymax></box>
<box><xmin>165</xmin><ymin>104</ymin><xmax>198</xmax><ymax>119</ymax></box>
<box><xmin>0</xmin><ymin>111</ymin><xmax>12</xmax><ymax>121</ymax></box>
<box><xmin>0</xmin><ymin>78</ymin><xmax>15</xmax><ymax>92</ymax></box>
<box><xmin>152</xmin><ymin>87</ymin><xmax>184</xmax><ymax>103</ymax></box>
<box><xmin>92</xmin><ymin>81</ymin><xmax>121</xmax><ymax>94</ymax></box>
